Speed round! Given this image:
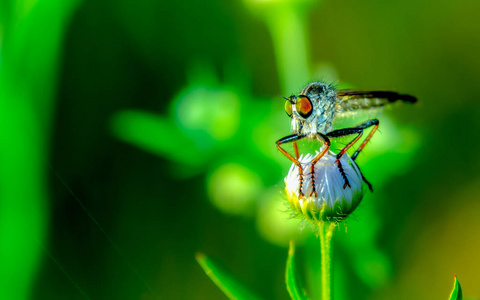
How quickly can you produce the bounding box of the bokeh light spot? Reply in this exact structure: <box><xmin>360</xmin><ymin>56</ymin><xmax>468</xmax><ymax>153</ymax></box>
<box><xmin>256</xmin><ymin>188</ymin><xmax>304</xmax><ymax>247</ymax></box>
<box><xmin>207</xmin><ymin>163</ymin><xmax>262</xmax><ymax>215</ymax></box>
<box><xmin>174</xmin><ymin>87</ymin><xmax>240</xmax><ymax>142</ymax></box>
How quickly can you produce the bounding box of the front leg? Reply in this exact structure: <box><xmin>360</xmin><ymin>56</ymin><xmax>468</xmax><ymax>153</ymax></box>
<box><xmin>309</xmin><ymin>133</ymin><xmax>331</xmax><ymax>197</ymax></box>
<box><xmin>293</xmin><ymin>141</ymin><xmax>300</xmax><ymax>159</ymax></box>
<box><xmin>276</xmin><ymin>134</ymin><xmax>306</xmax><ymax>198</ymax></box>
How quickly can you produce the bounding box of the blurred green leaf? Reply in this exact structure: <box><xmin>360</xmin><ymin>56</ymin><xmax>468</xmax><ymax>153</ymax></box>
<box><xmin>111</xmin><ymin>110</ymin><xmax>211</xmax><ymax>166</ymax></box>
<box><xmin>449</xmin><ymin>276</ymin><xmax>463</xmax><ymax>300</ymax></box>
<box><xmin>0</xmin><ymin>0</ymin><xmax>80</xmax><ymax>298</ymax></box>
<box><xmin>195</xmin><ymin>253</ymin><xmax>262</xmax><ymax>300</ymax></box>
<box><xmin>286</xmin><ymin>241</ymin><xmax>308</xmax><ymax>300</ymax></box>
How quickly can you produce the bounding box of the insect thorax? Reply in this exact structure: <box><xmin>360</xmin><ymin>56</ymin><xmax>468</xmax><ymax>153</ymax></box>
<box><xmin>290</xmin><ymin>82</ymin><xmax>337</xmax><ymax>137</ymax></box>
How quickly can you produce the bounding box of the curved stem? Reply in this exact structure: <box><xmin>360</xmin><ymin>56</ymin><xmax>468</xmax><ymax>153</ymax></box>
<box><xmin>319</xmin><ymin>222</ymin><xmax>335</xmax><ymax>300</ymax></box>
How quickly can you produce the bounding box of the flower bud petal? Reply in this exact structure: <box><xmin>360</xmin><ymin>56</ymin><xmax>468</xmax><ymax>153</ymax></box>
<box><xmin>284</xmin><ymin>149</ymin><xmax>365</xmax><ymax>223</ymax></box>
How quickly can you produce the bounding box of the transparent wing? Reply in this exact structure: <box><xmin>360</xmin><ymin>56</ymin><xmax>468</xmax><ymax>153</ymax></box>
<box><xmin>335</xmin><ymin>90</ymin><xmax>417</xmax><ymax>114</ymax></box>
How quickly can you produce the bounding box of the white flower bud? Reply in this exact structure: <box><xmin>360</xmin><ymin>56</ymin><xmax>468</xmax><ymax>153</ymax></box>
<box><xmin>284</xmin><ymin>149</ymin><xmax>365</xmax><ymax>223</ymax></box>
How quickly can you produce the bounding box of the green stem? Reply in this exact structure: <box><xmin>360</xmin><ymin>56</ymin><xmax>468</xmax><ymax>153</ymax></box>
<box><xmin>263</xmin><ymin>3</ymin><xmax>311</xmax><ymax>94</ymax></box>
<box><xmin>319</xmin><ymin>222</ymin><xmax>335</xmax><ymax>300</ymax></box>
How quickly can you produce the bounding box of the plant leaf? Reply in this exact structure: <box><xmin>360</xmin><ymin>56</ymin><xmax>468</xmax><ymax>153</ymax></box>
<box><xmin>110</xmin><ymin>110</ymin><xmax>210</xmax><ymax>166</ymax></box>
<box><xmin>285</xmin><ymin>241</ymin><xmax>308</xmax><ymax>300</ymax></box>
<box><xmin>195</xmin><ymin>253</ymin><xmax>262</xmax><ymax>300</ymax></box>
<box><xmin>449</xmin><ymin>275</ymin><xmax>463</xmax><ymax>300</ymax></box>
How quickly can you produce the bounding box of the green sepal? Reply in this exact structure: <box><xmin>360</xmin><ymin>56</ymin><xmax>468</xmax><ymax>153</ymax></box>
<box><xmin>195</xmin><ymin>253</ymin><xmax>262</xmax><ymax>300</ymax></box>
<box><xmin>448</xmin><ymin>275</ymin><xmax>463</xmax><ymax>300</ymax></box>
<box><xmin>285</xmin><ymin>241</ymin><xmax>308</xmax><ymax>300</ymax></box>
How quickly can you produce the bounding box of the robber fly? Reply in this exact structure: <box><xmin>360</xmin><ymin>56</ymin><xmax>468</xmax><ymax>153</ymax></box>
<box><xmin>276</xmin><ymin>82</ymin><xmax>417</xmax><ymax>198</ymax></box>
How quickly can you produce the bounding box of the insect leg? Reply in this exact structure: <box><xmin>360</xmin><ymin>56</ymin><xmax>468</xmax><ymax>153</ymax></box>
<box><xmin>351</xmin><ymin>119</ymin><xmax>379</xmax><ymax>161</ymax></box>
<box><xmin>326</xmin><ymin>128</ymin><xmax>363</xmax><ymax>189</ymax></box>
<box><xmin>276</xmin><ymin>134</ymin><xmax>307</xmax><ymax>198</ymax></box>
<box><xmin>352</xmin><ymin>160</ymin><xmax>374</xmax><ymax>192</ymax></box>
<box><xmin>308</xmin><ymin>133</ymin><xmax>331</xmax><ymax>197</ymax></box>
<box><xmin>293</xmin><ymin>141</ymin><xmax>300</xmax><ymax>159</ymax></box>
<box><xmin>326</xmin><ymin>119</ymin><xmax>379</xmax><ymax>191</ymax></box>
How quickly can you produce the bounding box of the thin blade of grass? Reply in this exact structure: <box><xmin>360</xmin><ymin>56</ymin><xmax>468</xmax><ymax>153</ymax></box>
<box><xmin>286</xmin><ymin>241</ymin><xmax>308</xmax><ymax>300</ymax></box>
<box><xmin>195</xmin><ymin>253</ymin><xmax>262</xmax><ymax>300</ymax></box>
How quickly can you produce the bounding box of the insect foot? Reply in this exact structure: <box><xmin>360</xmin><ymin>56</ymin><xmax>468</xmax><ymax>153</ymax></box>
<box><xmin>335</xmin><ymin>159</ymin><xmax>351</xmax><ymax>190</ymax></box>
<box><xmin>284</xmin><ymin>150</ymin><xmax>365</xmax><ymax>223</ymax></box>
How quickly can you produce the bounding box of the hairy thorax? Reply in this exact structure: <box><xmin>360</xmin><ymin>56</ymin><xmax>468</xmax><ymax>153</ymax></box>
<box><xmin>290</xmin><ymin>83</ymin><xmax>337</xmax><ymax>137</ymax></box>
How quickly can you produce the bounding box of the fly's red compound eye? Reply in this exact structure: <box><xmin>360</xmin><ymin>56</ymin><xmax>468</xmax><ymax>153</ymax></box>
<box><xmin>296</xmin><ymin>96</ymin><xmax>313</xmax><ymax>118</ymax></box>
<box><xmin>285</xmin><ymin>100</ymin><xmax>293</xmax><ymax>117</ymax></box>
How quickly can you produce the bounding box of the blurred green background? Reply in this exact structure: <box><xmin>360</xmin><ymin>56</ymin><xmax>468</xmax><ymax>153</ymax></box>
<box><xmin>1</xmin><ymin>0</ymin><xmax>480</xmax><ymax>299</ymax></box>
